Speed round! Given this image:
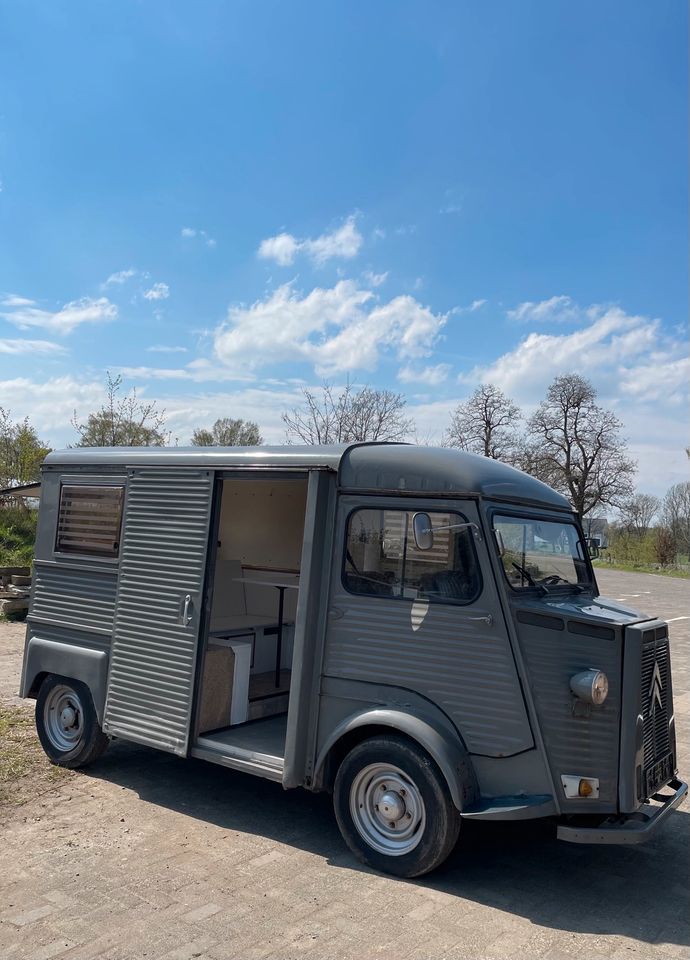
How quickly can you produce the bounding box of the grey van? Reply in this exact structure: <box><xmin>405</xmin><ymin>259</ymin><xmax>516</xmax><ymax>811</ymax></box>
<box><xmin>20</xmin><ymin>443</ymin><xmax>686</xmax><ymax>877</ymax></box>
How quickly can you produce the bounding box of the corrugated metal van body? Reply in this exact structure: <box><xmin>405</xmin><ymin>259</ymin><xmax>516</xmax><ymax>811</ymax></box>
<box><xmin>322</xmin><ymin>496</ymin><xmax>533</xmax><ymax>758</ymax></box>
<box><xmin>31</xmin><ymin>562</ymin><xmax>118</xmax><ymax>636</ymax></box>
<box><xmin>103</xmin><ymin>468</ymin><xmax>214</xmax><ymax>755</ymax></box>
<box><xmin>515</xmin><ymin>610</ymin><xmax>622</xmax><ymax>812</ymax></box>
<box><xmin>27</xmin><ymin>470</ymin><xmax>123</xmax><ymax>646</ymax></box>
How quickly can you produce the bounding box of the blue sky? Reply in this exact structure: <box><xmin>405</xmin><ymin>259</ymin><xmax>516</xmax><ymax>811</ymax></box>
<box><xmin>0</xmin><ymin>1</ymin><xmax>687</xmax><ymax>497</ymax></box>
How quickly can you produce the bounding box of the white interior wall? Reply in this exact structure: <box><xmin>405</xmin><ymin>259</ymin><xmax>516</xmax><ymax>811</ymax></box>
<box><xmin>218</xmin><ymin>478</ymin><xmax>308</xmax><ymax>570</ymax></box>
<box><xmin>214</xmin><ymin>478</ymin><xmax>308</xmax><ymax>622</ymax></box>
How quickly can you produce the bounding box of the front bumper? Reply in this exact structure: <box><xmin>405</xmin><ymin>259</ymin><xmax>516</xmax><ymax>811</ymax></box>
<box><xmin>557</xmin><ymin>777</ymin><xmax>687</xmax><ymax>844</ymax></box>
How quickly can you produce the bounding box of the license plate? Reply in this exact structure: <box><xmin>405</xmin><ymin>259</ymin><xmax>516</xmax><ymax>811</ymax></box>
<box><xmin>644</xmin><ymin>754</ymin><xmax>674</xmax><ymax>797</ymax></box>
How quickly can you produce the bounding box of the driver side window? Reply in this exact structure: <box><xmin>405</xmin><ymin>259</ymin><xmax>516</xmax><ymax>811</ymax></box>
<box><xmin>343</xmin><ymin>508</ymin><xmax>481</xmax><ymax>605</ymax></box>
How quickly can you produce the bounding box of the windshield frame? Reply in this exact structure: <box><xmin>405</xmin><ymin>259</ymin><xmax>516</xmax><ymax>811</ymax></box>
<box><xmin>488</xmin><ymin>507</ymin><xmax>595</xmax><ymax>595</ymax></box>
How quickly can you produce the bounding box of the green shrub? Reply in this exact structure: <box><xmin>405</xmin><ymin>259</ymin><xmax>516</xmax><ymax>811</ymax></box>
<box><xmin>0</xmin><ymin>505</ymin><xmax>37</xmax><ymax>567</ymax></box>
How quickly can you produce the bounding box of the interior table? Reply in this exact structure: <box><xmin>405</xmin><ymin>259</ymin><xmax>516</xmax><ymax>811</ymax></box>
<box><xmin>232</xmin><ymin>577</ymin><xmax>299</xmax><ymax>688</ymax></box>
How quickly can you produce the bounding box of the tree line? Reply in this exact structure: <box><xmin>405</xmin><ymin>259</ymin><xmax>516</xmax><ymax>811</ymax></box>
<box><xmin>1</xmin><ymin>371</ymin><xmax>688</xmax><ymax>566</ymax></box>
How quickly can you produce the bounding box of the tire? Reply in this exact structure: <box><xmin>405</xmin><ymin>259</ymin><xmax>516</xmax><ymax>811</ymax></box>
<box><xmin>36</xmin><ymin>675</ymin><xmax>109</xmax><ymax>768</ymax></box>
<box><xmin>333</xmin><ymin>735</ymin><xmax>461</xmax><ymax>878</ymax></box>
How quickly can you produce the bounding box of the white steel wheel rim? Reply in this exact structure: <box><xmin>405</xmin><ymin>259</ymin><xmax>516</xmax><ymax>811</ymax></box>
<box><xmin>350</xmin><ymin>762</ymin><xmax>426</xmax><ymax>856</ymax></box>
<box><xmin>44</xmin><ymin>685</ymin><xmax>84</xmax><ymax>752</ymax></box>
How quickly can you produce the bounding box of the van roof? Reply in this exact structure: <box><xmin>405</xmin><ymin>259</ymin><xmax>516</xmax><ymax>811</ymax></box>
<box><xmin>44</xmin><ymin>442</ymin><xmax>572</xmax><ymax>511</ymax></box>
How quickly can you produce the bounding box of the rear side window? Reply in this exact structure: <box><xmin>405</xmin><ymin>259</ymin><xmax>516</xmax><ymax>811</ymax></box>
<box><xmin>56</xmin><ymin>485</ymin><xmax>124</xmax><ymax>558</ymax></box>
<box><xmin>343</xmin><ymin>508</ymin><xmax>481</xmax><ymax>605</ymax></box>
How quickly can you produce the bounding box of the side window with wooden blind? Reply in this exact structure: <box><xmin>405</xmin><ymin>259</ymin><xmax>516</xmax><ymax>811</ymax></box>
<box><xmin>56</xmin><ymin>485</ymin><xmax>124</xmax><ymax>558</ymax></box>
<box><xmin>343</xmin><ymin>508</ymin><xmax>481</xmax><ymax>605</ymax></box>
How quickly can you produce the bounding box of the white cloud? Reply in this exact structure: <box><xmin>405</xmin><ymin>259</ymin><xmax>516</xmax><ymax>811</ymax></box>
<box><xmin>507</xmin><ymin>295</ymin><xmax>579</xmax><ymax>324</ymax></box>
<box><xmin>258</xmin><ymin>215</ymin><xmax>363</xmax><ymax>266</ymax></box>
<box><xmin>452</xmin><ymin>298</ymin><xmax>486</xmax><ymax>315</ymax></box>
<box><xmin>0</xmin><ymin>376</ymin><xmax>105</xmax><ymax>438</ymax></box>
<box><xmin>143</xmin><ymin>282</ymin><xmax>170</xmax><ymax>301</ymax></box>
<box><xmin>304</xmin><ymin>217</ymin><xmax>362</xmax><ymax>264</ymax></box>
<box><xmin>456</xmin><ymin>298</ymin><xmax>689</xmax><ymax>498</ymax></box>
<box><xmin>362</xmin><ymin>270</ymin><xmax>388</xmax><ymax>287</ymax></box>
<box><xmin>1</xmin><ymin>294</ymin><xmax>36</xmax><ymax>307</ymax></box>
<box><xmin>618</xmin><ymin>354</ymin><xmax>690</xmax><ymax>404</ymax></box>
<box><xmin>147</xmin><ymin>345</ymin><xmax>188</xmax><ymax>354</ymax></box>
<box><xmin>212</xmin><ymin>280</ymin><xmax>447</xmax><ymax>376</ymax></box>
<box><xmin>103</xmin><ymin>268</ymin><xmax>138</xmax><ymax>286</ymax></box>
<box><xmin>0</xmin><ymin>339</ymin><xmax>66</xmax><ymax>356</ymax></box>
<box><xmin>439</xmin><ymin>203</ymin><xmax>462</xmax><ymax>215</ymax></box>
<box><xmin>0</xmin><ymin>375</ymin><xmax>304</xmax><ymax>448</ymax></box>
<box><xmin>257</xmin><ymin>233</ymin><xmax>300</xmax><ymax>266</ymax></box>
<box><xmin>119</xmin><ymin>366</ymin><xmax>192</xmax><ymax>381</ymax></box>
<box><xmin>181</xmin><ymin>226</ymin><xmax>216</xmax><ymax>247</ymax></box>
<box><xmin>463</xmin><ymin>305</ymin><xmax>662</xmax><ymax>399</ymax></box>
<box><xmin>398</xmin><ymin>363</ymin><xmax>451</xmax><ymax>386</ymax></box>
<box><xmin>0</xmin><ymin>296</ymin><xmax>117</xmax><ymax>335</ymax></box>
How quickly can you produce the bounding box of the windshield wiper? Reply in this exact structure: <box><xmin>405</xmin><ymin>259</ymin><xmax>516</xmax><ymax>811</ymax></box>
<box><xmin>536</xmin><ymin>575</ymin><xmax>586</xmax><ymax>594</ymax></box>
<box><xmin>511</xmin><ymin>561</ymin><xmax>548</xmax><ymax>595</ymax></box>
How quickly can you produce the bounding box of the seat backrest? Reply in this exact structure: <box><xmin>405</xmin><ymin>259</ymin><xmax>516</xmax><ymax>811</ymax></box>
<box><xmin>210</xmin><ymin>558</ymin><xmax>246</xmax><ymax>627</ymax></box>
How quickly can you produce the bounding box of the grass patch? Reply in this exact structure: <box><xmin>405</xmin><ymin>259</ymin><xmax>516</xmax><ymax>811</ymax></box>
<box><xmin>0</xmin><ymin>610</ymin><xmax>28</xmax><ymax>624</ymax></box>
<box><xmin>593</xmin><ymin>560</ymin><xmax>690</xmax><ymax>580</ymax></box>
<box><xmin>0</xmin><ymin>505</ymin><xmax>37</xmax><ymax>567</ymax></box>
<box><xmin>0</xmin><ymin>704</ymin><xmax>72</xmax><ymax>809</ymax></box>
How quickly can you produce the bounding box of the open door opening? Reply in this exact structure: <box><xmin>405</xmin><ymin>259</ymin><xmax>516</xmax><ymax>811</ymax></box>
<box><xmin>193</xmin><ymin>475</ymin><xmax>308</xmax><ymax>773</ymax></box>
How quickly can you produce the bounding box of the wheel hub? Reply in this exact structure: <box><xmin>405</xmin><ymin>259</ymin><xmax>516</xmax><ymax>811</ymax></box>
<box><xmin>60</xmin><ymin>705</ymin><xmax>77</xmax><ymax>729</ymax></box>
<box><xmin>378</xmin><ymin>790</ymin><xmax>406</xmax><ymax>824</ymax></box>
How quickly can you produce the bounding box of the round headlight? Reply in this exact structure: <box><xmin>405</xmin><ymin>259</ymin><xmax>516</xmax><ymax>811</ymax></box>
<box><xmin>591</xmin><ymin>671</ymin><xmax>609</xmax><ymax>705</ymax></box>
<box><xmin>570</xmin><ymin>669</ymin><xmax>609</xmax><ymax>705</ymax></box>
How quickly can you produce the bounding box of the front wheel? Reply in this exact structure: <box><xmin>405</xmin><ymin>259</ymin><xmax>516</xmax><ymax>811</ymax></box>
<box><xmin>333</xmin><ymin>735</ymin><xmax>461</xmax><ymax>877</ymax></box>
<box><xmin>36</xmin><ymin>675</ymin><xmax>109</xmax><ymax>768</ymax></box>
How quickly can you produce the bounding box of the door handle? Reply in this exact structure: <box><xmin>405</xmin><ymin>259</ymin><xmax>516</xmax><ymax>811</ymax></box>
<box><xmin>181</xmin><ymin>594</ymin><xmax>193</xmax><ymax>626</ymax></box>
<box><xmin>465</xmin><ymin>614</ymin><xmax>493</xmax><ymax>626</ymax></box>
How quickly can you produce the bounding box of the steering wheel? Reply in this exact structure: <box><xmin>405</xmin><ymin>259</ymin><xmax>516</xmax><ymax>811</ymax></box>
<box><xmin>540</xmin><ymin>575</ymin><xmax>568</xmax><ymax>585</ymax></box>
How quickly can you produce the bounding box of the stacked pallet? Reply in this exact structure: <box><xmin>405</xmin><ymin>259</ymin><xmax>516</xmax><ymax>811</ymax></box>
<box><xmin>0</xmin><ymin>566</ymin><xmax>31</xmax><ymax>617</ymax></box>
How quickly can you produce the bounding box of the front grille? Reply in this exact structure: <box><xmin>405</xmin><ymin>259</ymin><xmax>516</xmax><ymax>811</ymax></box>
<box><xmin>640</xmin><ymin>627</ymin><xmax>672</xmax><ymax>796</ymax></box>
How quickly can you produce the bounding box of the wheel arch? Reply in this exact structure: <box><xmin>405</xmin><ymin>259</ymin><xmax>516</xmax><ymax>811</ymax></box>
<box><xmin>314</xmin><ymin>708</ymin><xmax>478</xmax><ymax>811</ymax></box>
<box><xmin>22</xmin><ymin>637</ymin><xmax>109</xmax><ymax>724</ymax></box>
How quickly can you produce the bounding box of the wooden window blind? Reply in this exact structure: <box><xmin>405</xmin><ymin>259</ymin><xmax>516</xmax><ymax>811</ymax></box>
<box><xmin>56</xmin><ymin>485</ymin><xmax>124</xmax><ymax>557</ymax></box>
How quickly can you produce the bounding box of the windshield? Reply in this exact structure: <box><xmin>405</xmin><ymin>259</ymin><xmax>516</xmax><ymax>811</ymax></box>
<box><xmin>493</xmin><ymin>515</ymin><xmax>592</xmax><ymax>591</ymax></box>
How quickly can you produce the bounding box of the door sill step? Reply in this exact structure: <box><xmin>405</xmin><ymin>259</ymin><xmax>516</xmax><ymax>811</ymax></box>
<box><xmin>192</xmin><ymin>739</ymin><xmax>284</xmax><ymax>782</ymax></box>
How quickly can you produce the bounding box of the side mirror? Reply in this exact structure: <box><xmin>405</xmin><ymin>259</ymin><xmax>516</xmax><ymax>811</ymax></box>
<box><xmin>584</xmin><ymin>538</ymin><xmax>599</xmax><ymax>560</ymax></box>
<box><xmin>412</xmin><ymin>512</ymin><xmax>434</xmax><ymax>551</ymax></box>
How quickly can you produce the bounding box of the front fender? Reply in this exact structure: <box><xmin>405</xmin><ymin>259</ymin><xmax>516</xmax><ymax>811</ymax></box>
<box><xmin>315</xmin><ymin>707</ymin><xmax>478</xmax><ymax>811</ymax></box>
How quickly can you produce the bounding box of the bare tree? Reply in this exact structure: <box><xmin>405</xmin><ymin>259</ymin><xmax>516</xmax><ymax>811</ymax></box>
<box><xmin>282</xmin><ymin>382</ymin><xmax>414</xmax><ymax>444</ymax></box>
<box><xmin>72</xmin><ymin>373</ymin><xmax>168</xmax><ymax>447</ymax></box>
<box><xmin>445</xmin><ymin>384</ymin><xmax>522</xmax><ymax>461</ymax></box>
<box><xmin>191</xmin><ymin>417</ymin><xmax>262</xmax><ymax>446</ymax></box>
<box><xmin>618</xmin><ymin>493</ymin><xmax>660</xmax><ymax>538</ymax></box>
<box><xmin>525</xmin><ymin>374</ymin><xmax>635</xmax><ymax>516</ymax></box>
<box><xmin>662</xmin><ymin>481</ymin><xmax>690</xmax><ymax>557</ymax></box>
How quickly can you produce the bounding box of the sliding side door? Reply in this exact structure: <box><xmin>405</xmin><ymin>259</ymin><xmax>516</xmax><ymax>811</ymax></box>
<box><xmin>103</xmin><ymin>467</ymin><xmax>215</xmax><ymax>755</ymax></box>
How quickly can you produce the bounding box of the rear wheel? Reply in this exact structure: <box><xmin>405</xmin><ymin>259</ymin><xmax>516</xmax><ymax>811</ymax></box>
<box><xmin>333</xmin><ymin>735</ymin><xmax>461</xmax><ymax>877</ymax></box>
<box><xmin>36</xmin><ymin>675</ymin><xmax>109</xmax><ymax>768</ymax></box>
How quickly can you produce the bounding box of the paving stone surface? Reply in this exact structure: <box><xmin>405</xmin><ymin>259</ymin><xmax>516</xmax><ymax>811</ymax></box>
<box><xmin>0</xmin><ymin>569</ymin><xmax>687</xmax><ymax>959</ymax></box>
